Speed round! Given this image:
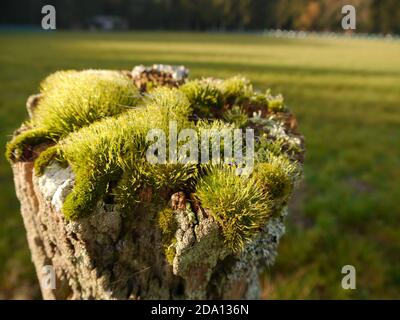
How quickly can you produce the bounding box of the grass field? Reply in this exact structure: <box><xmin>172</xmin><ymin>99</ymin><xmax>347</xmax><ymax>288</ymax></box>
<box><xmin>0</xmin><ymin>31</ymin><xmax>399</xmax><ymax>299</ymax></box>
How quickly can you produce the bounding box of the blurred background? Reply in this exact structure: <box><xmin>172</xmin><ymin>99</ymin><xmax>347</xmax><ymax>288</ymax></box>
<box><xmin>0</xmin><ymin>0</ymin><xmax>399</xmax><ymax>299</ymax></box>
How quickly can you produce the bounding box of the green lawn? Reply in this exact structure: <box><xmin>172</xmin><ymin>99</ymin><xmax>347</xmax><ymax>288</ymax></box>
<box><xmin>0</xmin><ymin>31</ymin><xmax>399</xmax><ymax>299</ymax></box>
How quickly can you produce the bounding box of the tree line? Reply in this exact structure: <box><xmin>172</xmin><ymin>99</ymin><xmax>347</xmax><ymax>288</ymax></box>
<box><xmin>1</xmin><ymin>0</ymin><xmax>399</xmax><ymax>34</ymax></box>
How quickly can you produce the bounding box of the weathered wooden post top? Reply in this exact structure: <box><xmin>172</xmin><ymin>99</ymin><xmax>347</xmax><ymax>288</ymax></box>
<box><xmin>6</xmin><ymin>64</ymin><xmax>304</xmax><ymax>299</ymax></box>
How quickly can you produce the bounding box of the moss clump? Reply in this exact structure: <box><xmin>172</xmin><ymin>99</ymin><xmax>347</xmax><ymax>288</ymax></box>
<box><xmin>8</xmin><ymin>67</ymin><xmax>304</xmax><ymax>254</ymax></box>
<box><xmin>6</xmin><ymin>128</ymin><xmax>53</xmax><ymax>162</ymax></box>
<box><xmin>267</xmin><ymin>93</ymin><xmax>285</xmax><ymax>112</ymax></box>
<box><xmin>57</xmin><ymin>87</ymin><xmax>194</xmax><ymax>219</ymax></box>
<box><xmin>253</xmin><ymin>162</ymin><xmax>292</xmax><ymax>201</ymax></box>
<box><xmin>34</xmin><ymin>145</ymin><xmax>62</xmax><ymax>176</ymax></box>
<box><xmin>248</xmin><ymin>91</ymin><xmax>269</xmax><ymax>105</ymax></box>
<box><xmin>219</xmin><ymin>76</ymin><xmax>253</xmax><ymax>103</ymax></box>
<box><xmin>113</xmin><ymin>160</ymin><xmax>199</xmax><ymax>210</ymax></box>
<box><xmin>255</xmin><ymin>152</ymin><xmax>300</xmax><ymax>212</ymax></box>
<box><xmin>146</xmin><ymin>163</ymin><xmax>199</xmax><ymax>192</ymax></box>
<box><xmin>165</xmin><ymin>240</ymin><xmax>177</xmax><ymax>265</ymax></box>
<box><xmin>180</xmin><ymin>79</ymin><xmax>223</xmax><ymax>117</ymax></box>
<box><xmin>158</xmin><ymin>207</ymin><xmax>178</xmax><ymax>264</ymax></box>
<box><xmin>143</xmin><ymin>87</ymin><xmax>192</xmax><ymax>131</ymax></box>
<box><xmin>159</xmin><ymin>207</ymin><xmax>177</xmax><ymax>240</ymax></box>
<box><xmin>195</xmin><ymin>167</ymin><xmax>272</xmax><ymax>251</ymax></box>
<box><xmin>217</xmin><ymin>76</ymin><xmax>288</xmax><ymax>113</ymax></box>
<box><xmin>113</xmin><ymin>166</ymin><xmax>147</xmax><ymax>211</ymax></box>
<box><xmin>58</xmin><ymin>112</ymin><xmax>139</xmax><ymax>219</ymax></box>
<box><xmin>63</xmin><ymin>171</ymin><xmax>111</xmax><ymax>220</ymax></box>
<box><xmin>223</xmin><ymin>105</ymin><xmax>249</xmax><ymax>128</ymax></box>
<box><xmin>34</xmin><ymin>70</ymin><xmax>140</xmax><ymax>137</ymax></box>
<box><xmin>6</xmin><ymin>70</ymin><xmax>140</xmax><ymax>162</ymax></box>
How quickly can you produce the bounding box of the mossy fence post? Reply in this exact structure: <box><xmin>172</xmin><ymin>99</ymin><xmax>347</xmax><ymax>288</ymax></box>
<box><xmin>8</xmin><ymin>65</ymin><xmax>304</xmax><ymax>300</ymax></box>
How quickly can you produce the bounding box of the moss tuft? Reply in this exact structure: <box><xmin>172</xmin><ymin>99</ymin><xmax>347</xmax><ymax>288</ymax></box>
<box><xmin>253</xmin><ymin>162</ymin><xmax>292</xmax><ymax>200</ymax></box>
<box><xmin>158</xmin><ymin>207</ymin><xmax>178</xmax><ymax>264</ymax></box>
<box><xmin>159</xmin><ymin>207</ymin><xmax>177</xmax><ymax>239</ymax></box>
<box><xmin>34</xmin><ymin>145</ymin><xmax>62</xmax><ymax>176</ymax></box>
<box><xmin>34</xmin><ymin>70</ymin><xmax>140</xmax><ymax>138</ymax></box>
<box><xmin>6</xmin><ymin>70</ymin><xmax>140</xmax><ymax>165</ymax></box>
<box><xmin>267</xmin><ymin>93</ymin><xmax>285</xmax><ymax>112</ymax></box>
<box><xmin>165</xmin><ymin>240</ymin><xmax>177</xmax><ymax>265</ymax></box>
<box><xmin>147</xmin><ymin>163</ymin><xmax>199</xmax><ymax>192</ymax></box>
<box><xmin>6</xmin><ymin>128</ymin><xmax>53</xmax><ymax>162</ymax></box>
<box><xmin>62</xmin><ymin>170</ymin><xmax>114</xmax><ymax>220</ymax></box>
<box><xmin>249</xmin><ymin>91</ymin><xmax>269</xmax><ymax>105</ymax></box>
<box><xmin>195</xmin><ymin>167</ymin><xmax>272</xmax><ymax>251</ymax></box>
<box><xmin>219</xmin><ymin>76</ymin><xmax>253</xmax><ymax>103</ymax></box>
<box><xmin>180</xmin><ymin>79</ymin><xmax>223</xmax><ymax>116</ymax></box>
<box><xmin>256</xmin><ymin>149</ymin><xmax>301</xmax><ymax>183</ymax></box>
<box><xmin>144</xmin><ymin>86</ymin><xmax>193</xmax><ymax>131</ymax></box>
<box><xmin>113</xmin><ymin>169</ymin><xmax>144</xmax><ymax>210</ymax></box>
<box><xmin>223</xmin><ymin>105</ymin><xmax>249</xmax><ymax>128</ymax></box>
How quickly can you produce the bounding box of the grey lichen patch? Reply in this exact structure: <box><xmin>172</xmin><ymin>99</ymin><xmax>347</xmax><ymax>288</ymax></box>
<box><xmin>66</xmin><ymin>201</ymin><xmax>122</xmax><ymax>243</ymax></box>
<box><xmin>207</xmin><ymin>207</ymin><xmax>287</xmax><ymax>299</ymax></box>
<box><xmin>231</xmin><ymin>212</ymin><xmax>287</xmax><ymax>280</ymax></box>
<box><xmin>87</xmin><ymin>204</ymin><xmax>122</xmax><ymax>243</ymax></box>
<box><xmin>169</xmin><ymin>193</ymin><xmax>229</xmax><ymax>299</ymax></box>
<box><xmin>131</xmin><ymin>64</ymin><xmax>188</xmax><ymax>93</ymax></box>
<box><xmin>251</xmin><ymin>111</ymin><xmax>305</xmax><ymax>163</ymax></box>
<box><xmin>36</xmin><ymin>162</ymin><xmax>75</xmax><ymax>213</ymax></box>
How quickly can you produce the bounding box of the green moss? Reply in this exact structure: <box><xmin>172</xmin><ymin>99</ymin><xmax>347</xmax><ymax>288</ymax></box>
<box><xmin>158</xmin><ymin>207</ymin><xmax>178</xmax><ymax>265</ymax></box>
<box><xmin>195</xmin><ymin>119</ymin><xmax>237</xmax><ymax>167</ymax></box>
<box><xmin>113</xmin><ymin>169</ymin><xmax>144</xmax><ymax>210</ymax></box>
<box><xmin>180</xmin><ymin>79</ymin><xmax>223</xmax><ymax>116</ymax></box>
<box><xmin>252</xmin><ymin>162</ymin><xmax>292</xmax><ymax>200</ymax></box>
<box><xmin>7</xmin><ymin>69</ymin><xmax>302</xmax><ymax>257</ymax></box>
<box><xmin>223</xmin><ymin>105</ymin><xmax>249</xmax><ymax>128</ymax></box>
<box><xmin>62</xmin><ymin>169</ymin><xmax>119</xmax><ymax>220</ymax></box>
<box><xmin>218</xmin><ymin>77</ymin><xmax>285</xmax><ymax>112</ymax></box>
<box><xmin>255</xmin><ymin>135</ymin><xmax>285</xmax><ymax>158</ymax></box>
<box><xmin>219</xmin><ymin>76</ymin><xmax>253</xmax><ymax>103</ymax></box>
<box><xmin>113</xmin><ymin>160</ymin><xmax>199</xmax><ymax>210</ymax></box>
<box><xmin>143</xmin><ymin>86</ymin><xmax>192</xmax><ymax>131</ymax></box>
<box><xmin>57</xmin><ymin>87</ymin><xmax>194</xmax><ymax>219</ymax></box>
<box><xmin>159</xmin><ymin>207</ymin><xmax>177</xmax><ymax>239</ymax></box>
<box><xmin>267</xmin><ymin>94</ymin><xmax>285</xmax><ymax>112</ymax></box>
<box><xmin>34</xmin><ymin>145</ymin><xmax>62</xmax><ymax>176</ymax></box>
<box><xmin>195</xmin><ymin>167</ymin><xmax>272</xmax><ymax>251</ymax></box>
<box><xmin>249</xmin><ymin>91</ymin><xmax>269</xmax><ymax>105</ymax></box>
<box><xmin>59</xmin><ymin>114</ymin><xmax>139</xmax><ymax>219</ymax></box>
<box><xmin>256</xmin><ymin>149</ymin><xmax>301</xmax><ymax>183</ymax></box>
<box><xmin>34</xmin><ymin>70</ymin><xmax>140</xmax><ymax>137</ymax></box>
<box><xmin>150</xmin><ymin>163</ymin><xmax>199</xmax><ymax>191</ymax></box>
<box><xmin>6</xmin><ymin>70</ymin><xmax>140</xmax><ymax>164</ymax></box>
<box><xmin>5</xmin><ymin>128</ymin><xmax>53</xmax><ymax>162</ymax></box>
<box><xmin>252</xmin><ymin>151</ymin><xmax>302</xmax><ymax>214</ymax></box>
<box><xmin>254</xmin><ymin>127</ymin><xmax>302</xmax><ymax>163</ymax></box>
<box><xmin>165</xmin><ymin>239</ymin><xmax>177</xmax><ymax>265</ymax></box>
